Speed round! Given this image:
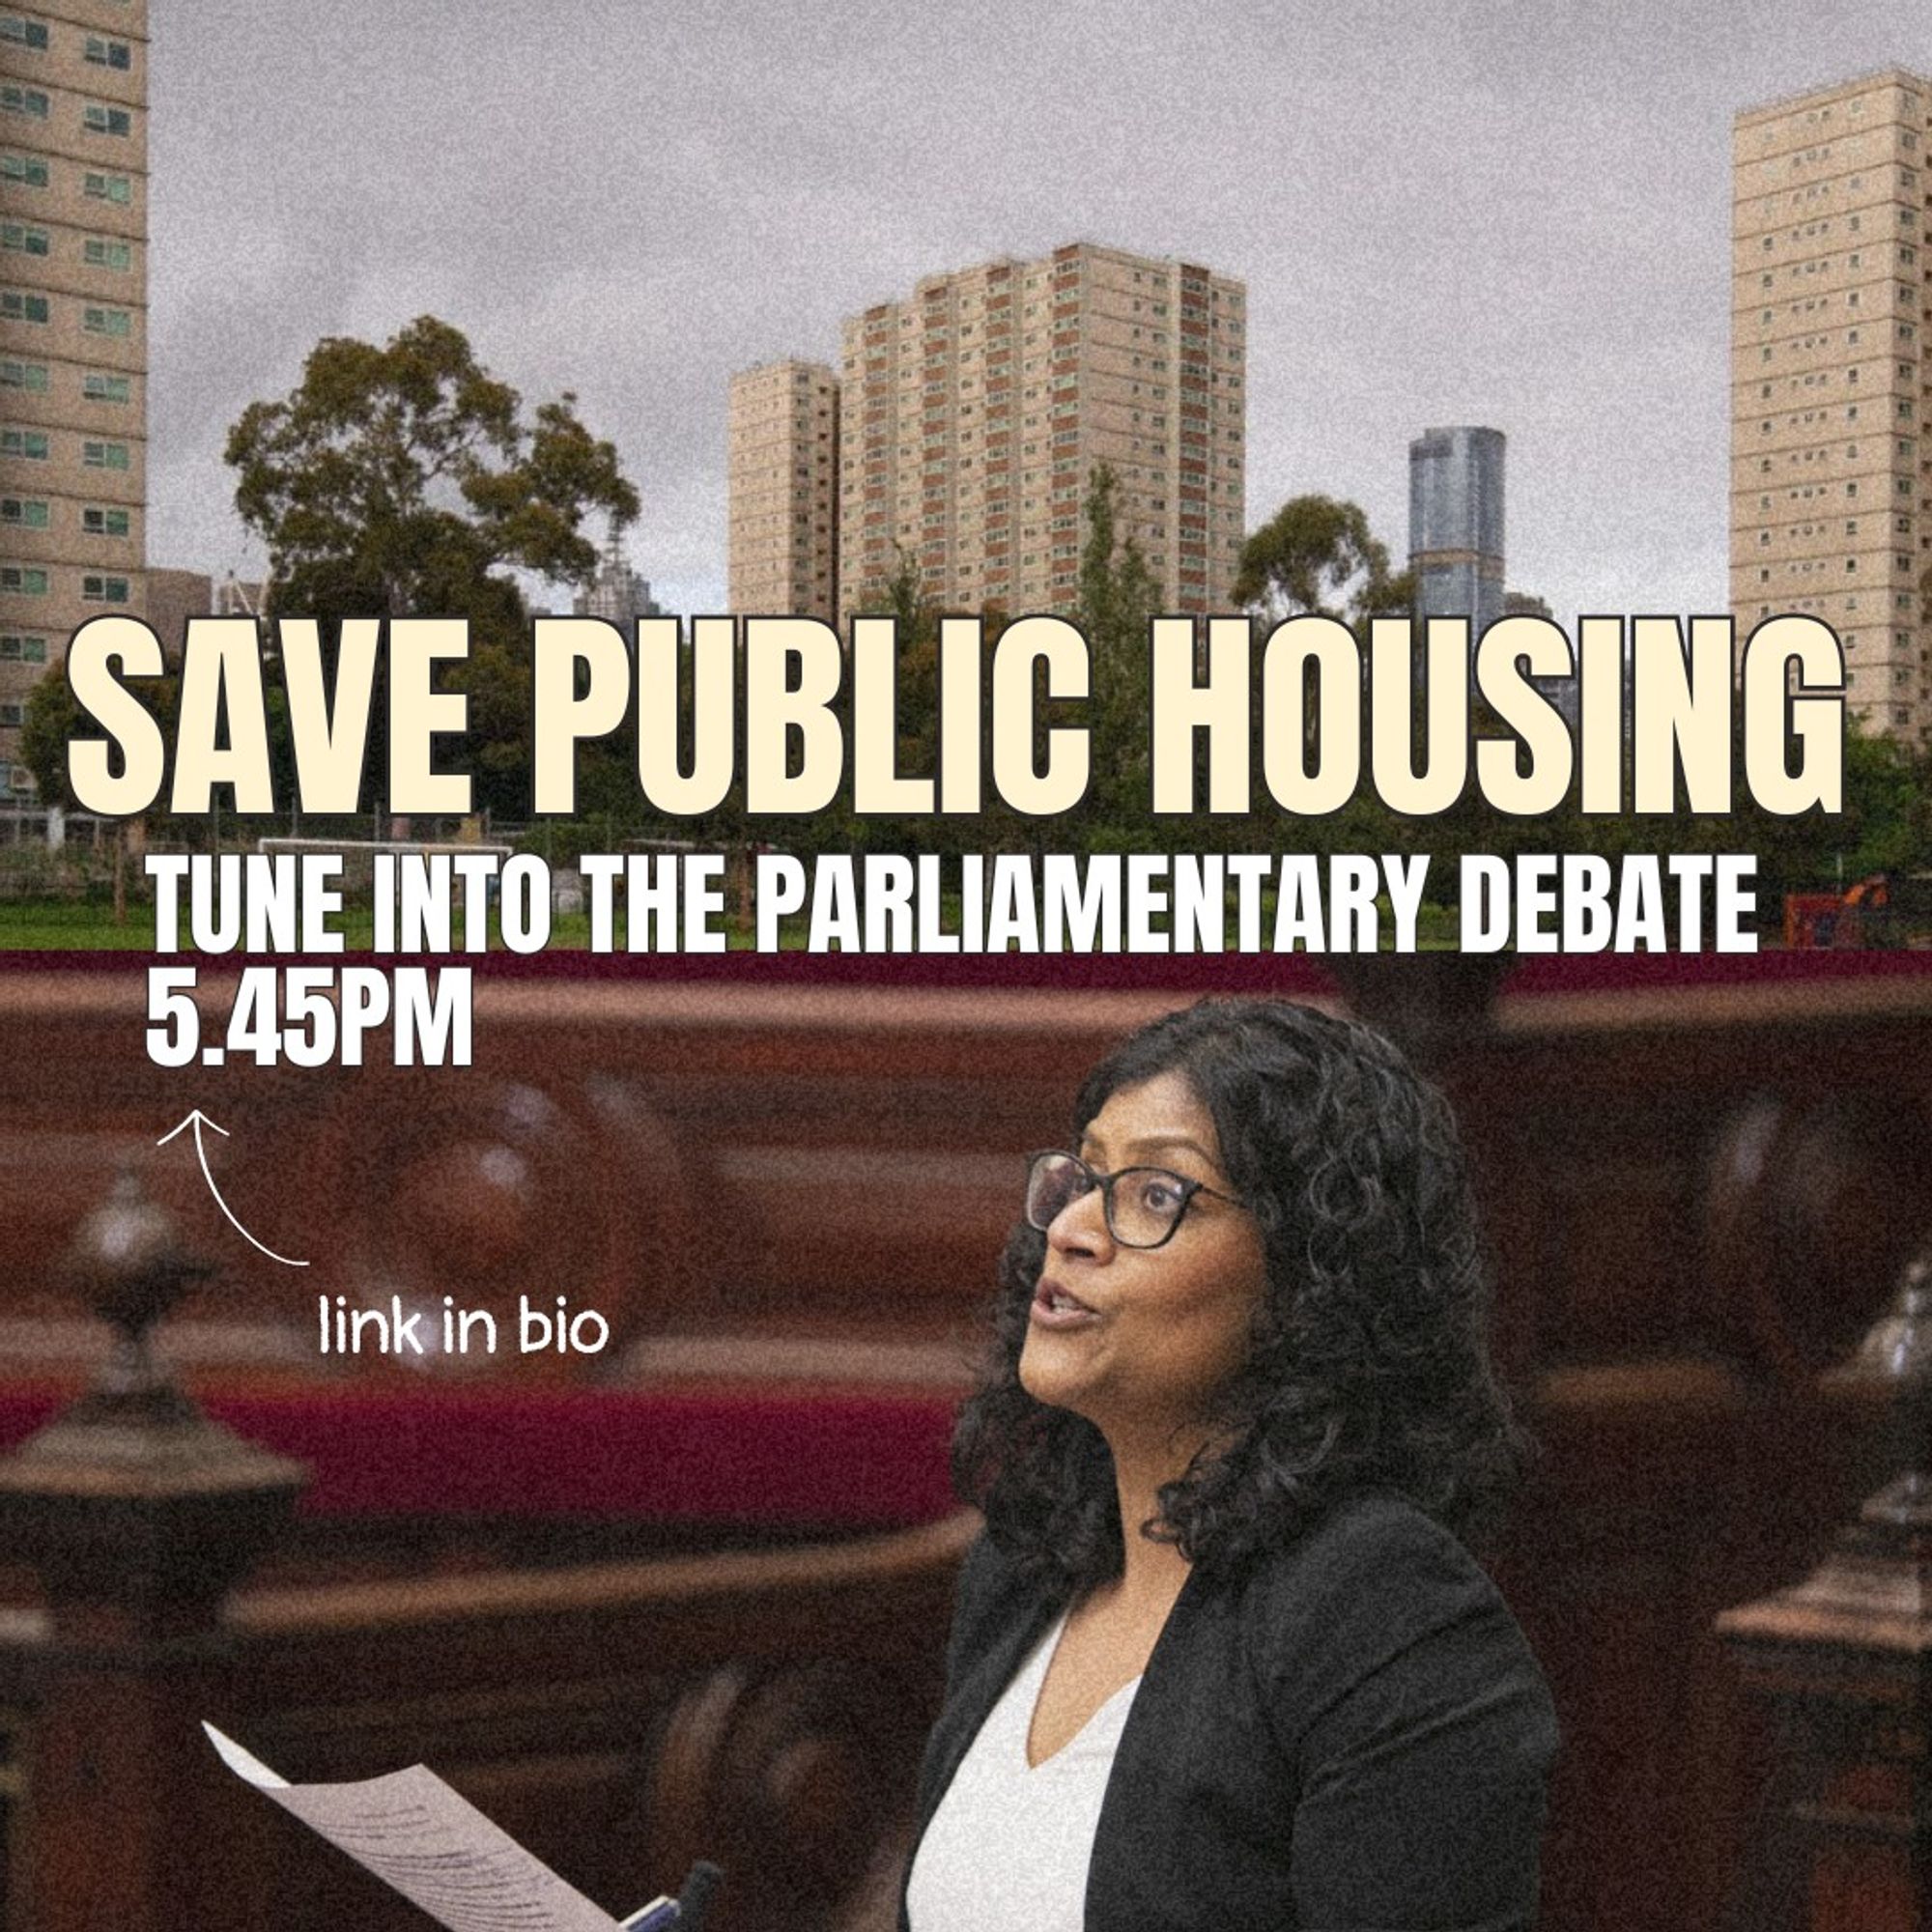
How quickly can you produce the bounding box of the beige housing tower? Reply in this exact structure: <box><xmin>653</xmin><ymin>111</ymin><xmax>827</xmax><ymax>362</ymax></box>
<box><xmin>0</xmin><ymin>0</ymin><xmax>147</xmax><ymax>805</ymax></box>
<box><xmin>1731</xmin><ymin>69</ymin><xmax>1931</xmax><ymax>740</ymax></box>
<box><xmin>726</xmin><ymin>357</ymin><xmax>838</xmax><ymax>618</ymax></box>
<box><xmin>837</xmin><ymin>241</ymin><xmax>1245</xmax><ymax>621</ymax></box>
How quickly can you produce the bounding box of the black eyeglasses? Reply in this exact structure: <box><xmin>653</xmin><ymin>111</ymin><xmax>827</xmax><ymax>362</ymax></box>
<box><xmin>1023</xmin><ymin>1150</ymin><xmax>1244</xmax><ymax>1251</ymax></box>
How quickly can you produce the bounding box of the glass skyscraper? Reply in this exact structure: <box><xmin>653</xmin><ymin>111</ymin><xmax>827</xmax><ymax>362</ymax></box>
<box><xmin>1407</xmin><ymin>426</ymin><xmax>1506</xmax><ymax>639</ymax></box>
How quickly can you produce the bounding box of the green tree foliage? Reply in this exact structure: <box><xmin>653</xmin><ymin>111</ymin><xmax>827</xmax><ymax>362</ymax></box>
<box><xmin>835</xmin><ymin>544</ymin><xmax>1009</xmax><ymax>861</ymax></box>
<box><xmin>18</xmin><ymin>668</ymin><xmax>86</xmax><ymax>812</ymax></box>
<box><xmin>1737</xmin><ymin>722</ymin><xmax>1932</xmax><ymax>897</ymax></box>
<box><xmin>225</xmin><ymin>315</ymin><xmax>638</xmax><ymax>820</ymax></box>
<box><xmin>1234</xmin><ymin>494</ymin><xmax>1406</xmax><ymax>627</ymax></box>
<box><xmin>20</xmin><ymin>666</ymin><xmax>169</xmax><ymax>920</ymax></box>
<box><xmin>1224</xmin><ymin>494</ymin><xmax>1408</xmax><ymax>861</ymax></box>
<box><xmin>872</xmin><ymin>543</ymin><xmax>944</xmax><ymax>767</ymax></box>
<box><xmin>1078</xmin><ymin>463</ymin><xmax>1161</xmax><ymax>651</ymax></box>
<box><xmin>228</xmin><ymin>315</ymin><xmax>636</xmax><ymax>619</ymax></box>
<box><xmin>1076</xmin><ymin>464</ymin><xmax>1162</xmax><ymax>841</ymax></box>
<box><xmin>21</xmin><ymin>662</ymin><xmax>193</xmax><ymax>825</ymax></box>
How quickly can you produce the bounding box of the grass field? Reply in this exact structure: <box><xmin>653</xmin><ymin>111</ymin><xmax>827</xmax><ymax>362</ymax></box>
<box><xmin>0</xmin><ymin>901</ymin><xmax>163</xmax><ymax>949</ymax></box>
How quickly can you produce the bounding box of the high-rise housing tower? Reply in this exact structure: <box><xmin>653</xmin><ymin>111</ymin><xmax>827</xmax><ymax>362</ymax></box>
<box><xmin>727</xmin><ymin>358</ymin><xmax>838</xmax><ymax>618</ymax></box>
<box><xmin>1408</xmin><ymin>425</ymin><xmax>1506</xmax><ymax>643</ymax></box>
<box><xmin>836</xmin><ymin>241</ymin><xmax>1245</xmax><ymax>621</ymax></box>
<box><xmin>0</xmin><ymin>0</ymin><xmax>147</xmax><ymax>809</ymax></box>
<box><xmin>1731</xmin><ymin>69</ymin><xmax>1931</xmax><ymax>741</ymax></box>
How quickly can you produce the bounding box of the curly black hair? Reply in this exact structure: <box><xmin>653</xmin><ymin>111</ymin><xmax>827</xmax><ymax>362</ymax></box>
<box><xmin>952</xmin><ymin>996</ymin><xmax>1528</xmax><ymax>1589</ymax></box>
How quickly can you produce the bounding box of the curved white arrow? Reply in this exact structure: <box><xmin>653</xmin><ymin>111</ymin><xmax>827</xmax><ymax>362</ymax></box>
<box><xmin>156</xmin><ymin>1110</ymin><xmax>309</xmax><ymax>1268</ymax></box>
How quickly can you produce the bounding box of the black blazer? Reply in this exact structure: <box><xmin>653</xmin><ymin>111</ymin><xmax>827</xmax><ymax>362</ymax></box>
<box><xmin>902</xmin><ymin>1492</ymin><xmax>1557</xmax><ymax>1931</ymax></box>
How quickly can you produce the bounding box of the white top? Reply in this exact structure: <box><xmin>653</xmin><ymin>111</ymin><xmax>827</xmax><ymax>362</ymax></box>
<box><xmin>904</xmin><ymin>1614</ymin><xmax>1143</xmax><ymax>1932</ymax></box>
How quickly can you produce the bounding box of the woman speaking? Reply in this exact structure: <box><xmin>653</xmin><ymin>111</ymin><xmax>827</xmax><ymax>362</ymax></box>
<box><xmin>902</xmin><ymin>998</ymin><xmax>1556</xmax><ymax>1931</ymax></box>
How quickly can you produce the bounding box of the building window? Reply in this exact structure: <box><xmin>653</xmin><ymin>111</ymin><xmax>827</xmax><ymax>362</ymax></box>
<box><xmin>0</xmin><ymin>497</ymin><xmax>48</xmax><ymax>527</ymax></box>
<box><xmin>80</xmin><ymin>573</ymin><xmax>128</xmax><ymax>604</ymax></box>
<box><xmin>0</xmin><ymin>222</ymin><xmax>48</xmax><ymax>257</ymax></box>
<box><xmin>82</xmin><ymin>439</ymin><xmax>128</xmax><ymax>469</ymax></box>
<box><xmin>83</xmin><ymin>36</ymin><xmax>132</xmax><ymax>70</ymax></box>
<box><xmin>0</xmin><ymin>86</ymin><xmax>48</xmax><ymax>120</ymax></box>
<box><xmin>81</xmin><ymin>371</ymin><xmax>129</xmax><ymax>404</ymax></box>
<box><xmin>0</xmin><ymin>702</ymin><xmax>19</xmax><ymax>728</ymax></box>
<box><xmin>82</xmin><ymin>237</ymin><xmax>132</xmax><ymax>271</ymax></box>
<box><xmin>0</xmin><ymin>427</ymin><xmax>48</xmax><ymax>460</ymax></box>
<box><xmin>82</xmin><ymin>504</ymin><xmax>128</xmax><ymax>536</ymax></box>
<box><xmin>0</xmin><ymin>358</ymin><xmax>46</xmax><ymax>391</ymax></box>
<box><xmin>82</xmin><ymin>304</ymin><xmax>130</xmax><ymax>337</ymax></box>
<box><xmin>81</xmin><ymin>103</ymin><xmax>132</xmax><ymax>137</ymax></box>
<box><xmin>0</xmin><ymin>14</ymin><xmax>47</xmax><ymax>48</ymax></box>
<box><xmin>0</xmin><ymin>152</ymin><xmax>47</xmax><ymax>187</ymax></box>
<box><xmin>0</xmin><ymin>633</ymin><xmax>46</xmax><ymax>663</ymax></box>
<box><xmin>83</xmin><ymin>171</ymin><xmax>131</xmax><ymax>205</ymax></box>
<box><xmin>0</xmin><ymin>566</ymin><xmax>48</xmax><ymax>595</ymax></box>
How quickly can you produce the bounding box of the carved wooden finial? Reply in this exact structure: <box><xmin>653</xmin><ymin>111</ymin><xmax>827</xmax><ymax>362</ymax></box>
<box><xmin>1714</xmin><ymin>1244</ymin><xmax>1932</xmax><ymax>1926</ymax></box>
<box><xmin>1</xmin><ymin>1167</ymin><xmax>301</xmax><ymax>1496</ymax></box>
<box><xmin>1725</xmin><ymin>1239</ymin><xmax>1932</xmax><ymax>1639</ymax></box>
<box><xmin>61</xmin><ymin>1166</ymin><xmax>213</xmax><ymax>1401</ymax></box>
<box><xmin>1823</xmin><ymin>1244</ymin><xmax>1932</xmax><ymax>1533</ymax></box>
<box><xmin>0</xmin><ymin>1173</ymin><xmax>306</xmax><ymax>1932</ymax></box>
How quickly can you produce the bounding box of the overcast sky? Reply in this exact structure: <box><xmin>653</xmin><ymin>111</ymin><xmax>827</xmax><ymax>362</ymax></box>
<box><xmin>146</xmin><ymin>1</ymin><xmax>1927</xmax><ymax>623</ymax></box>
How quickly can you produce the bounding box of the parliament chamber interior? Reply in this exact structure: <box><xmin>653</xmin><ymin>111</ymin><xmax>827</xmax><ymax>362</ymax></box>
<box><xmin>1</xmin><ymin>949</ymin><xmax>1929</xmax><ymax>1932</ymax></box>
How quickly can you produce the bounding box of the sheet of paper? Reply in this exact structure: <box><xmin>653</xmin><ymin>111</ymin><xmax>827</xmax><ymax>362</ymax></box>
<box><xmin>204</xmin><ymin>1721</ymin><xmax>625</xmax><ymax>1932</ymax></box>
